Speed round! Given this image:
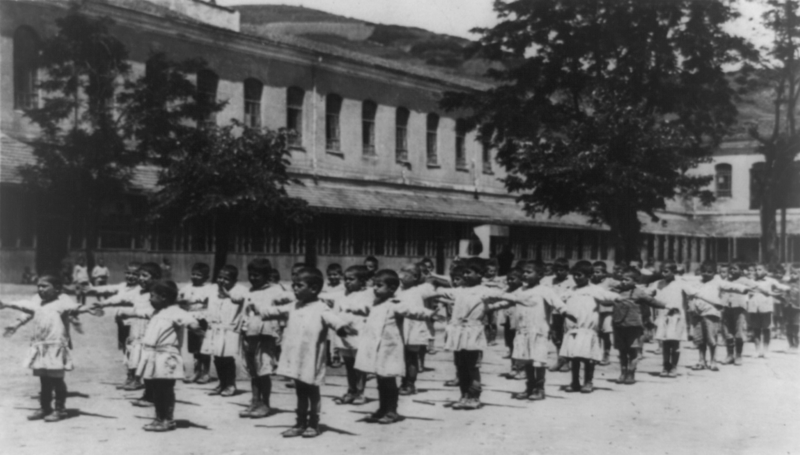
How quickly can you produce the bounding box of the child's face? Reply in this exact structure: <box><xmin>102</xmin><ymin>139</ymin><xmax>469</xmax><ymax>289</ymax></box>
<box><xmin>327</xmin><ymin>270</ymin><xmax>342</xmax><ymax>286</ymax></box>
<box><xmin>755</xmin><ymin>265</ymin><xmax>768</xmax><ymax>279</ymax></box>
<box><xmin>372</xmin><ymin>277</ymin><xmax>396</xmax><ymax>301</ymax></box>
<box><xmin>97</xmin><ymin>259</ymin><xmax>105</xmax><ymax>266</ymax></box>
<box><xmin>485</xmin><ymin>266</ymin><xmax>497</xmax><ymax>278</ymax></box>
<box><xmin>700</xmin><ymin>266</ymin><xmax>715</xmax><ymax>282</ymax></box>
<box><xmin>462</xmin><ymin>268</ymin><xmax>482</xmax><ymax>286</ymax></box>
<box><xmin>522</xmin><ymin>265</ymin><xmax>541</xmax><ymax>285</ymax></box>
<box><xmin>719</xmin><ymin>267</ymin><xmax>729</xmax><ymax>280</ymax></box>
<box><xmin>554</xmin><ymin>266</ymin><xmax>568</xmax><ymax>280</ymax></box>
<box><xmin>249</xmin><ymin>271</ymin><xmax>268</xmax><ymax>288</ymax></box>
<box><xmin>545</xmin><ymin>264</ymin><xmax>554</xmax><ymax>276</ymax></box>
<box><xmin>191</xmin><ymin>270</ymin><xmax>208</xmax><ymax>286</ymax></box>
<box><xmin>343</xmin><ymin>271</ymin><xmax>365</xmax><ymax>293</ymax></box>
<box><xmin>728</xmin><ymin>265</ymin><xmax>741</xmax><ymax>279</ymax></box>
<box><xmin>217</xmin><ymin>271</ymin><xmax>236</xmax><ymax>290</ymax></box>
<box><xmin>420</xmin><ymin>262</ymin><xmax>432</xmax><ymax>275</ymax></box>
<box><xmin>591</xmin><ymin>266</ymin><xmax>607</xmax><ymax>284</ymax></box>
<box><xmin>451</xmin><ymin>275</ymin><xmax>464</xmax><ymax>287</ymax></box>
<box><xmin>572</xmin><ymin>271</ymin><xmax>589</xmax><ymax>287</ymax></box>
<box><xmin>365</xmin><ymin>260</ymin><xmax>378</xmax><ymax>273</ymax></box>
<box><xmin>399</xmin><ymin>270</ymin><xmax>419</xmax><ymax>288</ymax></box>
<box><xmin>291</xmin><ymin>267</ymin><xmax>304</xmax><ymax>281</ymax></box>
<box><xmin>125</xmin><ymin>267</ymin><xmax>139</xmax><ymax>286</ymax></box>
<box><xmin>138</xmin><ymin>271</ymin><xmax>155</xmax><ymax>291</ymax></box>
<box><xmin>269</xmin><ymin>271</ymin><xmax>281</xmax><ymax>284</ymax></box>
<box><xmin>619</xmin><ymin>274</ymin><xmax>637</xmax><ymax>291</ymax></box>
<box><xmin>660</xmin><ymin>266</ymin><xmax>675</xmax><ymax>281</ymax></box>
<box><xmin>746</xmin><ymin>266</ymin><xmax>756</xmax><ymax>278</ymax></box>
<box><xmin>150</xmin><ymin>292</ymin><xmax>170</xmax><ymax>311</ymax></box>
<box><xmin>292</xmin><ymin>277</ymin><xmax>318</xmax><ymax>303</ymax></box>
<box><xmin>612</xmin><ymin>264</ymin><xmax>624</xmax><ymax>277</ymax></box>
<box><xmin>37</xmin><ymin>279</ymin><xmax>59</xmax><ymax>302</ymax></box>
<box><xmin>506</xmin><ymin>273</ymin><xmax>523</xmax><ymax>288</ymax></box>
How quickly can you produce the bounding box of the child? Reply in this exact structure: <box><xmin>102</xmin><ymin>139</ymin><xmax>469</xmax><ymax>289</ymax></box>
<box><xmin>489</xmin><ymin>261</ymin><xmax>561</xmax><ymax>400</ymax></box>
<box><xmin>598</xmin><ymin>267</ymin><xmax>666</xmax><ymax>384</ymax></box>
<box><xmin>178</xmin><ymin>262</ymin><xmax>215</xmax><ymax>384</ymax></box>
<box><xmin>94</xmin><ymin>262</ymin><xmax>162</xmax><ymax>399</ymax></box>
<box><xmin>719</xmin><ymin>262</ymin><xmax>756</xmax><ymax>365</ymax></box>
<box><xmin>72</xmin><ymin>256</ymin><xmax>90</xmax><ymax>305</ymax></box>
<box><xmin>785</xmin><ymin>266</ymin><xmax>800</xmax><ymax>352</ymax></box>
<box><xmin>329</xmin><ymin>265</ymin><xmax>373</xmax><ymax>404</ymax></box>
<box><xmin>499</xmin><ymin>268</ymin><xmax>524</xmax><ymax>377</ymax></box>
<box><xmin>482</xmin><ymin>259</ymin><xmax>503</xmax><ymax>344</ymax></box>
<box><xmin>352</xmin><ymin>269</ymin><xmax>440</xmax><ymax>423</ymax></box>
<box><xmin>748</xmin><ymin>263</ymin><xmax>791</xmax><ymax>358</ymax></box>
<box><xmin>396</xmin><ymin>263</ymin><xmax>440</xmax><ymax>395</ymax></box>
<box><xmin>91</xmin><ymin>258</ymin><xmax>110</xmax><ymax>286</ymax></box>
<box><xmin>440</xmin><ymin>264</ymin><xmax>466</xmax><ymax>388</ymax></box>
<box><xmin>269</xmin><ymin>268</ymin><xmax>282</xmax><ymax>286</ymax></box>
<box><xmin>685</xmin><ymin>261</ymin><xmax>751</xmax><ymax>370</ymax></box>
<box><xmin>648</xmin><ymin>262</ymin><xmax>691</xmax><ymax>377</ymax></box>
<box><xmin>559</xmin><ymin>261</ymin><xmax>620</xmax><ymax>393</ymax></box>
<box><xmin>255</xmin><ymin>267</ymin><xmax>350</xmax><ymax>438</ymax></box>
<box><xmin>118</xmin><ymin>280</ymin><xmax>204</xmax><ymax>432</ymax></box>
<box><xmin>435</xmin><ymin>258</ymin><xmax>513</xmax><ymax>410</ymax></box>
<box><xmin>0</xmin><ymin>275</ymin><xmax>98</xmax><ymax>421</ymax></box>
<box><xmin>324</xmin><ymin>264</ymin><xmax>345</xmax><ymax>294</ymax></box>
<box><xmin>202</xmin><ymin>264</ymin><xmax>247</xmax><ymax>397</ymax></box>
<box><xmin>239</xmin><ymin>258</ymin><xmax>291</xmax><ymax>418</ymax></box>
<box><xmin>542</xmin><ymin>258</ymin><xmax>576</xmax><ymax>372</ymax></box>
<box><xmin>21</xmin><ymin>266</ymin><xmax>37</xmax><ymax>284</ymax></box>
<box><xmin>364</xmin><ymin>256</ymin><xmax>379</xmax><ymax>277</ymax></box>
<box><xmin>591</xmin><ymin>261</ymin><xmax>620</xmax><ymax>365</ymax></box>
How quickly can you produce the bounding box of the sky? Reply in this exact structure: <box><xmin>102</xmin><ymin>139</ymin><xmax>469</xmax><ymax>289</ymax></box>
<box><xmin>218</xmin><ymin>0</ymin><xmax>774</xmax><ymax>49</ymax></box>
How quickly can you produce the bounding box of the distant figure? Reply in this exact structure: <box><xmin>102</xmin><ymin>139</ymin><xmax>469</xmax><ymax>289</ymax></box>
<box><xmin>161</xmin><ymin>257</ymin><xmax>172</xmax><ymax>280</ymax></box>
<box><xmin>73</xmin><ymin>256</ymin><xmax>90</xmax><ymax>305</ymax></box>
<box><xmin>497</xmin><ymin>245</ymin><xmax>514</xmax><ymax>276</ymax></box>
<box><xmin>92</xmin><ymin>258</ymin><xmax>110</xmax><ymax>286</ymax></box>
<box><xmin>21</xmin><ymin>266</ymin><xmax>37</xmax><ymax>284</ymax></box>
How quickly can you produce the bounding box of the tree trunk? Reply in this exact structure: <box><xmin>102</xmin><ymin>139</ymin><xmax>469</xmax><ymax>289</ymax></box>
<box><xmin>760</xmin><ymin>197</ymin><xmax>780</xmax><ymax>265</ymax></box>
<box><xmin>604</xmin><ymin>205</ymin><xmax>643</xmax><ymax>265</ymax></box>
<box><xmin>213</xmin><ymin>216</ymin><xmax>231</xmax><ymax>280</ymax></box>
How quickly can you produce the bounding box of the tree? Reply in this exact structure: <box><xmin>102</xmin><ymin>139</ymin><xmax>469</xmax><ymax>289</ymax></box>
<box><xmin>744</xmin><ymin>0</ymin><xmax>800</xmax><ymax>264</ymax></box>
<box><xmin>20</xmin><ymin>8</ymin><xmax>136</xmax><ymax>273</ymax></box>
<box><xmin>149</xmin><ymin>122</ymin><xmax>310</xmax><ymax>277</ymax></box>
<box><xmin>444</xmin><ymin>0</ymin><xmax>755</xmax><ymax>262</ymax></box>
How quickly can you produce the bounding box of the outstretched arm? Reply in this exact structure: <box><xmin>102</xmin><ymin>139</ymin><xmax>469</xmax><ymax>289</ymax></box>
<box><xmin>4</xmin><ymin>313</ymin><xmax>33</xmax><ymax>337</ymax></box>
<box><xmin>0</xmin><ymin>300</ymin><xmax>35</xmax><ymax>315</ymax></box>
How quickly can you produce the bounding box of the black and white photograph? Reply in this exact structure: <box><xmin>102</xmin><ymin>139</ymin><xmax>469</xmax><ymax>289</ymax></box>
<box><xmin>0</xmin><ymin>0</ymin><xmax>798</xmax><ymax>453</ymax></box>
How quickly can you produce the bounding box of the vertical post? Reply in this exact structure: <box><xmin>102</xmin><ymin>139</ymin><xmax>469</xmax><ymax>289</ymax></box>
<box><xmin>781</xmin><ymin>206</ymin><xmax>787</xmax><ymax>263</ymax></box>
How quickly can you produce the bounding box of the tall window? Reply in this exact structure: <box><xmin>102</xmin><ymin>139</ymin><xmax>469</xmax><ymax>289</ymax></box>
<box><xmin>326</xmin><ymin>94</ymin><xmax>342</xmax><ymax>152</ymax></box>
<box><xmin>426</xmin><ymin>113</ymin><xmax>439</xmax><ymax>165</ymax></box>
<box><xmin>362</xmin><ymin>100</ymin><xmax>377</xmax><ymax>155</ymax></box>
<box><xmin>482</xmin><ymin>141</ymin><xmax>493</xmax><ymax>174</ymax></box>
<box><xmin>286</xmin><ymin>87</ymin><xmax>305</xmax><ymax>147</ymax></box>
<box><xmin>455</xmin><ymin>119</ymin><xmax>468</xmax><ymax>170</ymax></box>
<box><xmin>196</xmin><ymin>69</ymin><xmax>219</xmax><ymax>127</ymax></box>
<box><xmin>243</xmin><ymin>78</ymin><xmax>263</xmax><ymax>128</ymax></box>
<box><xmin>14</xmin><ymin>26</ymin><xmax>39</xmax><ymax>110</ymax></box>
<box><xmin>396</xmin><ymin>107</ymin><xmax>410</xmax><ymax>163</ymax></box>
<box><xmin>715</xmin><ymin>163</ymin><xmax>732</xmax><ymax>198</ymax></box>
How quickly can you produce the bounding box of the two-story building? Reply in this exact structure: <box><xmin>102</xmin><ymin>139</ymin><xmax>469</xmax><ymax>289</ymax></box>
<box><xmin>1</xmin><ymin>0</ymin><xmax>798</xmax><ymax>281</ymax></box>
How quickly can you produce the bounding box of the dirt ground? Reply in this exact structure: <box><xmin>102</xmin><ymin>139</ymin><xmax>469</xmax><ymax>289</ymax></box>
<box><xmin>0</xmin><ymin>283</ymin><xmax>798</xmax><ymax>455</ymax></box>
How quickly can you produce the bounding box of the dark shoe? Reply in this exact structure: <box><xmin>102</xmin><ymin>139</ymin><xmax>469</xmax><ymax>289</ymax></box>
<box><xmin>118</xmin><ymin>376</ymin><xmax>135</xmax><ymax>390</ymax></box>
<box><xmin>208</xmin><ymin>386</ymin><xmax>223</xmax><ymax>396</ymax></box>
<box><xmin>195</xmin><ymin>373</ymin><xmax>212</xmax><ymax>385</ymax></box>
<box><xmin>364</xmin><ymin>411</ymin><xmax>386</xmax><ymax>422</ymax></box>
<box><xmin>461</xmin><ymin>398</ymin><xmax>481</xmax><ymax>410</ymax></box>
<box><xmin>301</xmin><ymin>425</ymin><xmax>321</xmax><ymax>437</ymax></box>
<box><xmin>351</xmin><ymin>394</ymin><xmax>368</xmax><ymax>405</ymax></box>
<box><xmin>249</xmin><ymin>403</ymin><xmax>270</xmax><ymax>418</ymax></box>
<box><xmin>708</xmin><ymin>363</ymin><xmax>719</xmax><ymax>372</ymax></box>
<box><xmin>44</xmin><ymin>409</ymin><xmax>67</xmax><ymax>422</ymax></box>
<box><xmin>599</xmin><ymin>353</ymin><xmax>611</xmax><ymax>366</ymax></box>
<box><xmin>511</xmin><ymin>390</ymin><xmax>531</xmax><ymax>400</ymax></box>
<box><xmin>142</xmin><ymin>420</ymin><xmax>163</xmax><ymax>431</ymax></box>
<box><xmin>132</xmin><ymin>399</ymin><xmax>154</xmax><ymax>408</ymax></box>
<box><xmin>27</xmin><ymin>409</ymin><xmax>51</xmax><ymax>421</ymax></box>
<box><xmin>165</xmin><ymin>420</ymin><xmax>177</xmax><ymax>430</ymax></box>
<box><xmin>624</xmin><ymin>371</ymin><xmax>636</xmax><ymax>385</ymax></box>
<box><xmin>337</xmin><ymin>393</ymin><xmax>355</xmax><ymax>405</ymax></box>
<box><xmin>146</xmin><ymin>420</ymin><xmax>174</xmax><ymax>432</ymax></box>
<box><xmin>580</xmin><ymin>382</ymin><xmax>594</xmax><ymax>394</ymax></box>
<box><xmin>378</xmin><ymin>412</ymin><xmax>402</xmax><ymax>424</ymax></box>
<box><xmin>721</xmin><ymin>355</ymin><xmax>735</xmax><ymax>365</ymax></box>
<box><xmin>398</xmin><ymin>386</ymin><xmax>416</xmax><ymax>396</ymax></box>
<box><xmin>123</xmin><ymin>379</ymin><xmax>144</xmax><ymax>391</ymax></box>
<box><xmin>220</xmin><ymin>386</ymin><xmax>237</xmax><ymax>397</ymax></box>
<box><xmin>617</xmin><ymin>368</ymin><xmax>627</xmax><ymax>384</ymax></box>
<box><xmin>659</xmin><ymin>370</ymin><xmax>669</xmax><ymax>378</ymax></box>
<box><xmin>282</xmin><ymin>425</ymin><xmax>306</xmax><ymax>438</ymax></box>
<box><xmin>444</xmin><ymin>379</ymin><xmax>459</xmax><ymax>387</ymax></box>
<box><xmin>450</xmin><ymin>397</ymin><xmax>469</xmax><ymax>410</ymax></box>
<box><xmin>239</xmin><ymin>403</ymin><xmax>255</xmax><ymax>418</ymax></box>
<box><xmin>528</xmin><ymin>389</ymin><xmax>545</xmax><ymax>401</ymax></box>
<box><xmin>568</xmin><ymin>383</ymin><xmax>582</xmax><ymax>392</ymax></box>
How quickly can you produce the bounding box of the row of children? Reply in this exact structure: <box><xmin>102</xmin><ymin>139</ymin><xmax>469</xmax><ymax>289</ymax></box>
<box><xmin>1</xmin><ymin>254</ymin><xmax>797</xmax><ymax>438</ymax></box>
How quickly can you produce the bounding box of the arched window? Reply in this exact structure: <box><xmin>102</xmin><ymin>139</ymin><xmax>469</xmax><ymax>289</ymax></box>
<box><xmin>196</xmin><ymin>69</ymin><xmax>219</xmax><ymax>126</ymax></box>
<box><xmin>715</xmin><ymin>163</ymin><xmax>732</xmax><ymax>198</ymax></box>
<box><xmin>455</xmin><ymin>119</ymin><xmax>468</xmax><ymax>170</ymax></box>
<box><xmin>426</xmin><ymin>113</ymin><xmax>439</xmax><ymax>165</ymax></box>
<box><xmin>14</xmin><ymin>26</ymin><xmax>39</xmax><ymax>110</ymax></box>
<box><xmin>362</xmin><ymin>100</ymin><xmax>377</xmax><ymax>155</ymax></box>
<box><xmin>396</xmin><ymin>107</ymin><xmax>410</xmax><ymax>163</ymax></box>
<box><xmin>326</xmin><ymin>94</ymin><xmax>342</xmax><ymax>151</ymax></box>
<box><xmin>286</xmin><ymin>87</ymin><xmax>305</xmax><ymax>147</ymax></box>
<box><xmin>243</xmin><ymin>78</ymin><xmax>263</xmax><ymax>128</ymax></box>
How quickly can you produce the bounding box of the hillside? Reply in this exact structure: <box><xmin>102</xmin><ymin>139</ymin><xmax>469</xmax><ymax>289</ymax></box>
<box><xmin>231</xmin><ymin>4</ymin><xmax>501</xmax><ymax>81</ymax></box>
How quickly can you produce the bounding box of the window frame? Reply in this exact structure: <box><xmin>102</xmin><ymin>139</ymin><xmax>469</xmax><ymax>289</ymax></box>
<box><xmin>395</xmin><ymin>107</ymin><xmax>410</xmax><ymax>163</ymax></box>
<box><xmin>362</xmin><ymin>100</ymin><xmax>377</xmax><ymax>156</ymax></box>
<box><xmin>286</xmin><ymin>87</ymin><xmax>305</xmax><ymax>148</ymax></box>
<box><xmin>243</xmin><ymin>78</ymin><xmax>263</xmax><ymax>128</ymax></box>
<box><xmin>426</xmin><ymin>113</ymin><xmax>440</xmax><ymax>166</ymax></box>
<box><xmin>715</xmin><ymin>163</ymin><xmax>732</xmax><ymax>198</ymax></box>
<box><xmin>325</xmin><ymin>94</ymin><xmax>342</xmax><ymax>152</ymax></box>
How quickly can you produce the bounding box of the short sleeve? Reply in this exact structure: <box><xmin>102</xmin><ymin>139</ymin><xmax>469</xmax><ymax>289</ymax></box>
<box><xmin>172</xmin><ymin>309</ymin><xmax>198</xmax><ymax>327</ymax></box>
<box><xmin>321</xmin><ymin>307</ymin><xmax>347</xmax><ymax>331</ymax></box>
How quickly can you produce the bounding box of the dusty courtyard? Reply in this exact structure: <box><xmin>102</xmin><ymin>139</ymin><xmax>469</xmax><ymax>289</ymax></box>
<box><xmin>0</xmin><ymin>284</ymin><xmax>798</xmax><ymax>455</ymax></box>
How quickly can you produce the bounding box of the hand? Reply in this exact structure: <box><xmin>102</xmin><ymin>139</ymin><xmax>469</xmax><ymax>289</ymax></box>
<box><xmin>336</xmin><ymin>326</ymin><xmax>357</xmax><ymax>337</ymax></box>
<box><xmin>3</xmin><ymin>326</ymin><xmax>17</xmax><ymax>338</ymax></box>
